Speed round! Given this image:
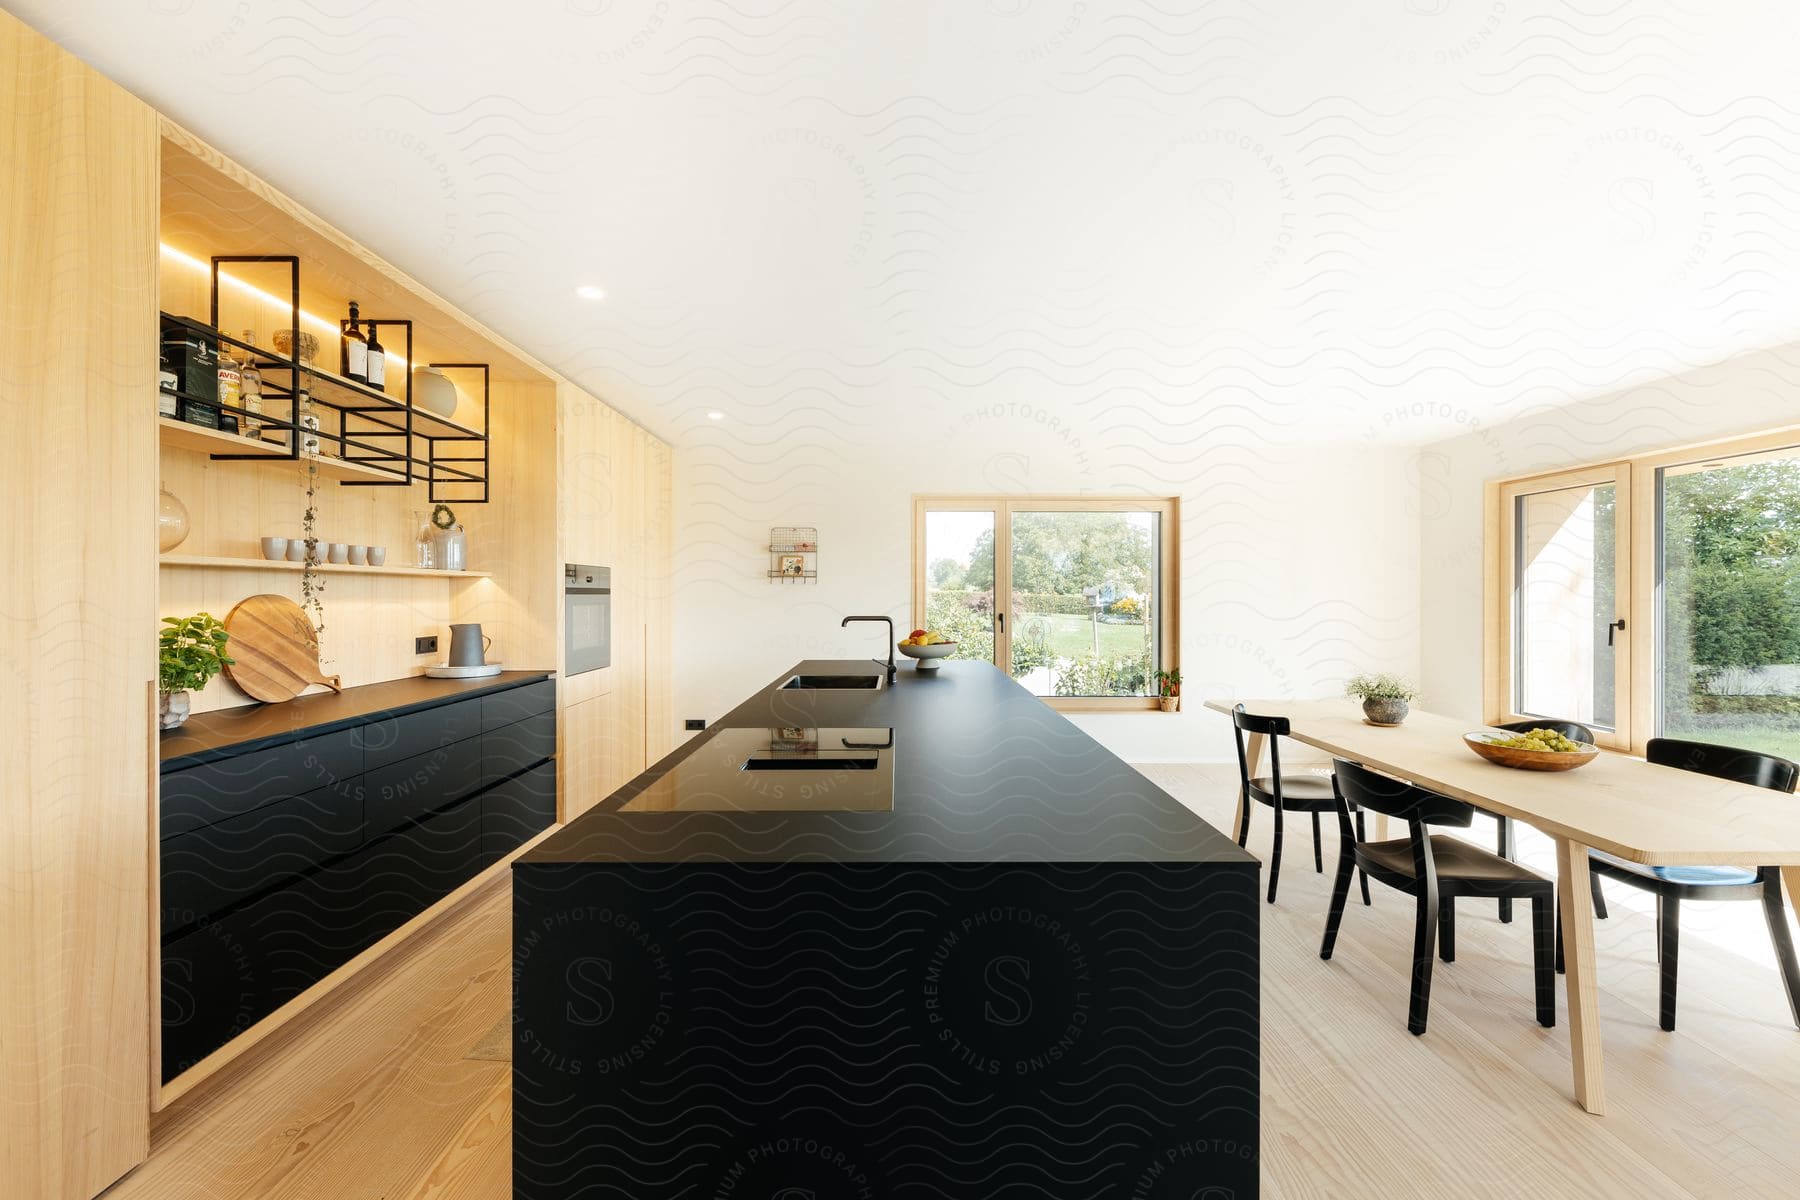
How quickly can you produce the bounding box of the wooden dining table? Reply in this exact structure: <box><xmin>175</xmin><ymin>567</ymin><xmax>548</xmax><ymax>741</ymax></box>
<box><xmin>1205</xmin><ymin>697</ymin><xmax>1800</xmax><ymax>1115</ymax></box>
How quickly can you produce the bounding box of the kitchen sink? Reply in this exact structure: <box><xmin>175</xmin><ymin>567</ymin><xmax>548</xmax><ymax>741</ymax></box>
<box><xmin>777</xmin><ymin>674</ymin><xmax>884</xmax><ymax>691</ymax></box>
<box><xmin>741</xmin><ymin>755</ymin><xmax>880</xmax><ymax>772</ymax></box>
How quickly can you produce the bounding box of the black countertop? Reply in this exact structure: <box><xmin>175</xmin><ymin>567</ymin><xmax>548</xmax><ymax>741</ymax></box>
<box><xmin>159</xmin><ymin>670</ymin><xmax>554</xmax><ymax>769</ymax></box>
<box><xmin>524</xmin><ymin>659</ymin><xmax>1251</xmax><ymax>866</ymax></box>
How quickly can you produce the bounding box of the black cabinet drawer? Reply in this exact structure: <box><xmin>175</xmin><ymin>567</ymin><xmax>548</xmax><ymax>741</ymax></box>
<box><xmin>161</xmin><ymin>779</ymin><xmax>364</xmax><ymax>936</ymax></box>
<box><xmin>482</xmin><ymin>758</ymin><xmax>557</xmax><ymax>864</ymax></box>
<box><xmin>357</xmin><ymin>697</ymin><xmax>481</xmax><ymax>774</ymax></box>
<box><xmin>483</xmin><ymin>710</ymin><xmax>556</xmax><ymax>785</ymax></box>
<box><xmin>161</xmin><ymin>728</ymin><xmax>360</xmax><ymax>838</ymax></box>
<box><xmin>481</xmin><ymin>678</ymin><xmax>555</xmax><ymax>733</ymax></box>
<box><xmin>360</xmin><ymin>794</ymin><xmax>485</xmax><ymax>946</ymax></box>
<box><xmin>364</xmin><ymin>735</ymin><xmax>482</xmax><ymax>839</ymax></box>
<box><xmin>160</xmin><ymin>854</ymin><xmax>373</xmax><ymax>1083</ymax></box>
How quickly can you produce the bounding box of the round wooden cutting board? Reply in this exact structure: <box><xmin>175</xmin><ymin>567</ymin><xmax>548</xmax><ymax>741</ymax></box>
<box><xmin>223</xmin><ymin>594</ymin><xmax>343</xmax><ymax>703</ymax></box>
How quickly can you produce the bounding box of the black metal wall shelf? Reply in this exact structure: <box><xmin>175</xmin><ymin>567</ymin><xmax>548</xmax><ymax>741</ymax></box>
<box><xmin>156</xmin><ymin>253</ymin><xmax>492</xmax><ymax>502</ymax></box>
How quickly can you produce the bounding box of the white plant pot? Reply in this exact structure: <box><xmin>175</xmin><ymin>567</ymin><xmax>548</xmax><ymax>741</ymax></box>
<box><xmin>159</xmin><ymin>690</ymin><xmax>191</xmax><ymax>730</ymax></box>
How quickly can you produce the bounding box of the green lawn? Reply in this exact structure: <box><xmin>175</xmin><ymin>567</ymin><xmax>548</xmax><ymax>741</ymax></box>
<box><xmin>1017</xmin><ymin>613</ymin><xmax>1149</xmax><ymax>661</ymax></box>
<box><xmin>1662</xmin><ymin>721</ymin><xmax>1800</xmax><ymax>764</ymax></box>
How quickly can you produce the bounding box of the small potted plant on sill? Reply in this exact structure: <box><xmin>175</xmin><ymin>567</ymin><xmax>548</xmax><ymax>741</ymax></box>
<box><xmin>1345</xmin><ymin>671</ymin><xmax>1418</xmax><ymax>726</ymax></box>
<box><xmin>159</xmin><ymin>612</ymin><xmax>233</xmax><ymax>730</ymax></box>
<box><xmin>1153</xmin><ymin>667</ymin><xmax>1183</xmax><ymax>712</ymax></box>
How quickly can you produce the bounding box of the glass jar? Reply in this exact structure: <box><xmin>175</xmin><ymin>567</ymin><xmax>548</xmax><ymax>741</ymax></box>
<box><xmin>413</xmin><ymin>510</ymin><xmax>437</xmax><ymax>568</ymax></box>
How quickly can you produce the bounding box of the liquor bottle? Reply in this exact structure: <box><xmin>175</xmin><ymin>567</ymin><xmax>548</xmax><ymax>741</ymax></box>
<box><xmin>341</xmin><ymin>300</ymin><xmax>369</xmax><ymax>382</ymax></box>
<box><xmin>365</xmin><ymin>320</ymin><xmax>386</xmax><ymax>392</ymax></box>
<box><xmin>216</xmin><ymin>335</ymin><xmax>242</xmax><ymax>421</ymax></box>
<box><xmin>240</xmin><ymin>330</ymin><xmax>264</xmax><ymax>438</ymax></box>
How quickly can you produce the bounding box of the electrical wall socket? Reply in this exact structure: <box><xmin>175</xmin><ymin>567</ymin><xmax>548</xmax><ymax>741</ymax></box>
<box><xmin>415</xmin><ymin>635</ymin><xmax>438</xmax><ymax>655</ymax></box>
<box><xmin>684</xmin><ymin>718</ymin><xmax>706</xmax><ymax>731</ymax></box>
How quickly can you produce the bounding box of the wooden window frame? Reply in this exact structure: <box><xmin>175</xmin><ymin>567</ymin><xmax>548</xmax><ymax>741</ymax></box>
<box><xmin>911</xmin><ymin>494</ymin><xmax>1179</xmax><ymax>712</ymax></box>
<box><xmin>1485</xmin><ymin>423</ymin><xmax>1800</xmax><ymax>755</ymax></box>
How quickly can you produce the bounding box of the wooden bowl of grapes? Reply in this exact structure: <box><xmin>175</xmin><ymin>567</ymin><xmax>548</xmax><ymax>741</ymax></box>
<box><xmin>1463</xmin><ymin>730</ymin><xmax>1600</xmax><ymax>772</ymax></box>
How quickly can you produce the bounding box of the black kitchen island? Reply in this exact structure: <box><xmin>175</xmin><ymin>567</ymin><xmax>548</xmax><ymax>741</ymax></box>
<box><xmin>514</xmin><ymin>659</ymin><xmax>1259</xmax><ymax>1198</ymax></box>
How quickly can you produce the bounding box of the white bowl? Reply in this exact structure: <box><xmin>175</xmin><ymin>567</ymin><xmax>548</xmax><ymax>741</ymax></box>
<box><xmin>898</xmin><ymin>641</ymin><xmax>956</xmax><ymax>670</ymax></box>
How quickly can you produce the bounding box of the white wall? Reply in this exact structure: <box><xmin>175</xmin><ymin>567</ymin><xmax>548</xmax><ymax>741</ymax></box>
<box><xmin>672</xmin><ymin>410</ymin><xmax>1422</xmax><ymax>764</ymax></box>
<box><xmin>1418</xmin><ymin>345</ymin><xmax>1800</xmax><ymax>723</ymax></box>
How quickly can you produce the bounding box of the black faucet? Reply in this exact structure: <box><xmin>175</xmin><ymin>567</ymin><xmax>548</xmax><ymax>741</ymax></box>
<box><xmin>841</xmin><ymin>614</ymin><xmax>896</xmax><ymax>685</ymax></box>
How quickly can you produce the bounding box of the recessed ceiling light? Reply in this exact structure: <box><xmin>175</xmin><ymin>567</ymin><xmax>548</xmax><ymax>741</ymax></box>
<box><xmin>706</xmin><ymin>411</ymin><xmax>725</xmax><ymax>421</ymax></box>
<box><xmin>575</xmin><ymin>284</ymin><xmax>605</xmax><ymax>301</ymax></box>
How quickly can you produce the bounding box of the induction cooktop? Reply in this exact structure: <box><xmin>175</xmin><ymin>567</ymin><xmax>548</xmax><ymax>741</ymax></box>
<box><xmin>619</xmin><ymin>726</ymin><xmax>896</xmax><ymax>813</ymax></box>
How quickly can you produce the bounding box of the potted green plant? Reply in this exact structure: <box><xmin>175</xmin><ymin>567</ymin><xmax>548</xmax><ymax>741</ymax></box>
<box><xmin>1345</xmin><ymin>671</ymin><xmax>1418</xmax><ymax>726</ymax></box>
<box><xmin>1153</xmin><ymin>667</ymin><xmax>1183</xmax><ymax>712</ymax></box>
<box><xmin>159</xmin><ymin>612</ymin><xmax>233</xmax><ymax>730</ymax></box>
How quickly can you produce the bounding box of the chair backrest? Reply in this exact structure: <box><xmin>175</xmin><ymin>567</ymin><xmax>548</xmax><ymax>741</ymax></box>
<box><xmin>1331</xmin><ymin>758</ymin><xmax>1474</xmax><ymax>828</ymax></box>
<box><xmin>1644</xmin><ymin>737</ymin><xmax>1799</xmax><ymax>794</ymax></box>
<box><xmin>1497</xmin><ymin>718</ymin><xmax>1596</xmax><ymax>745</ymax></box>
<box><xmin>1231</xmin><ymin>704</ymin><xmax>1289</xmax><ymax>736</ymax></box>
<box><xmin>1230</xmin><ymin>704</ymin><xmax>1290</xmax><ymax>792</ymax></box>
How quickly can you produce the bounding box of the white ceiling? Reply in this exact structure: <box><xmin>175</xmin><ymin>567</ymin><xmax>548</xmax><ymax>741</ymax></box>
<box><xmin>19</xmin><ymin>0</ymin><xmax>1800</xmax><ymax>445</ymax></box>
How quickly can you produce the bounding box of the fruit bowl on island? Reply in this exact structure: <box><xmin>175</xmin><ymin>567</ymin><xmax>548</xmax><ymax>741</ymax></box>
<box><xmin>898</xmin><ymin>630</ymin><xmax>956</xmax><ymax>671</ymax></box>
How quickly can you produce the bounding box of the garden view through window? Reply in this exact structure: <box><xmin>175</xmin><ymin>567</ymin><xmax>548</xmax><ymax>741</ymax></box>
<box><xmin>1660</xmin><ymin>450</ymin><xmax>1800</xmax><ymax>761</ymax></box>
<box><xmin>1494</xmin><ymin>433</ymin><xmax>1800</xmax><ymax>760</ymax></box>
<box><xmin>917</xmin><ymin>499</ymin><xmax>1172</xmax><ymax>705</ymax></box>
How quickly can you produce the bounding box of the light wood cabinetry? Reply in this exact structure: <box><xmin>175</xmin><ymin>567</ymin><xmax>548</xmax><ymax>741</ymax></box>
<box><xmin>4</xmin><ymin>14</ymin><xmax>672</xmax><ymax>1174</ymax></box>
<box><xmin>557</xmin><ymin>383</ymin><xmax>675</xmax><ymax>817</ymax></box>
<box><xmin>1</xmin><ymin>12</ymin><xmax>158</xmax><ymax>1198</ymax></box>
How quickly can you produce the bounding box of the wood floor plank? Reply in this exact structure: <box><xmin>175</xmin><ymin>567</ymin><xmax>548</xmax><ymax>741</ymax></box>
<box><xmin>403</xmin><ymin>1074</ymin><xmax>511</xmax><ymax>1200</ymax></box>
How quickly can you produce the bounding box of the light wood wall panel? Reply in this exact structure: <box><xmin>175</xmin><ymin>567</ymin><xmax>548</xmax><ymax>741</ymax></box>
<box><xmin>453</xmin><ymin>381</ymin><xmax>560</xmax><ymax>674</ymax></box>
<box><xmin>158</xmin><ymin>447</ymin><xmax>471</xmax><ymax>713</ymax></box>
<box><xmin>0</xmin><ymin>13</ymin><xmax>157</xmax><ymax>1198</ymax></box>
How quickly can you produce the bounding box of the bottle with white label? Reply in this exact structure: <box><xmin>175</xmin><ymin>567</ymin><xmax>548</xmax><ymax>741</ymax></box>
<box><xmin>240</xmin><ymin>330</ymin><xmax>264</xmax><ymax>437</ymax></box>
<box><xmin>341</xmin><ymin>300</ymin><xmax>368</xmax><ymax>383</ymax></box>
<box><xmin>365</xmin><ymin>320</ymin><xmax>385</xmax><ymax>392</ymax></box>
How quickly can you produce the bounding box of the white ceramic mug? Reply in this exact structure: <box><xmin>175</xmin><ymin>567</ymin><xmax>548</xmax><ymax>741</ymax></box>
<box><xmin>328</xmin><ymin>543</ymin><xmax>349</xmax><ymax>564</ymax></box>
<box><xmin>261</xmin><ymin>536</ymin><xmax>288</xmax><ymax>561</ymax></box>
<box><xmin>368</xmin><ymin>546</ymin><xmax>387</xmax><ymax>566</ymax></box>
<box><xmin>348</xmin><ymin>545</ymin><xmax>367</xmax><ymax>565</ymax></box>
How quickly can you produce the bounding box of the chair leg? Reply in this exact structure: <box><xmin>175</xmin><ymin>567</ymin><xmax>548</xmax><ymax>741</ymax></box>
<box><xmin>1355</xmin><ymin>809</ymin><xmax>1371</xmax><ymax>907</ymax></box>
<box><xmin>1531</xmin><ymin>893</ymin><xmax>1556</xmax><ymax>1027</ymax></box>
<box><xmin>1312</xmin><ymin>809</ymin><xmax>1324</xmax><ymax>873</ymax></box>
<box><xmin>1760</xmin><ymin>876</ymin><xmax>1800</xmax><ymax>1030</ymax></box>
<box><xmin>1497</xmin><ymin>816</ymin><xmax>1516</xmax><ymax>924</ymax></box>
<box><xmin>1591</xmin><ymin>869</ymin><xmax>1608</xmax><ymax>920</ymax></box>
<box><xmin>1554</xmin><ymin>899</ymin><xmax>1565</xmax><ymax>974</ymax></box>
<box><xmin>1320</xmin><ymin>848</ymin><xmax>1358</xmax><ymax>960</ymax></box>
<box><xmin>1266</xmin><ymin>801</ymin><xmax>1284</xmax><ymax>904</ymax></box>
<box><xmin>1438</xmin><ymin>895</ymin><xmax>1457</xmax><ymax>963</ymax></box>
<box><xmin>1235</xmin><ymin>787</ymin><xmax>1250</xmax><ymax>849</ymax></box>
<box><xmin>1409</xmin><ymin>890</ymin><xmax>1439</xmax><ymax>1036</ymax></box>
<box><xmin>1659</xmin><ymin>894</ymin><xmax>1681</xmax><ymax>1032</ymax></box>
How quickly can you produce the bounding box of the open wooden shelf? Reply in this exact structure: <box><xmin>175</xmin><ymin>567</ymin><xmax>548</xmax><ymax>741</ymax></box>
<box><xmin>282</xmin><ymin>363</ymin><xmax>484</xmax><ymax>440</ymax></box>
<box><xmin>158</xmin><ymin>417</ymin><xmax>407</xmax><ymax>483</ymax></box>
<box><xmin>159</xmin><ymin>553</ymin><xmax>491</xmax><ymax>580</ymax></box>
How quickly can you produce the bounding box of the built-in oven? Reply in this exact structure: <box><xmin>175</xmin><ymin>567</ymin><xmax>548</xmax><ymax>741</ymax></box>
<box><xmin>564</xmin><ymin>563</ymin><xmax>611</xmax><ymax>675</ymax></box>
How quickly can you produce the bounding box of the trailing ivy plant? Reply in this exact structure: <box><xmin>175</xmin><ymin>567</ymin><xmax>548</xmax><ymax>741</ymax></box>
<box><xmin>299</xmin><ymin>388</ymin><xmax>326</xmax><ymax>639</ymax></box>
<box><xmin>159</xmin><ymin>613</ymin><xmax>234</xmax><ymax>695</ymax></box>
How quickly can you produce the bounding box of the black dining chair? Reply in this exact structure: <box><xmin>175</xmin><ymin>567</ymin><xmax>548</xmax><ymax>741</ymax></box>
<box><xmin>1491</xmin><ymin>719</ymin><xmax>1608</xmax><ymax>924</ymax></box>
<box><xmin>1581</xmin><ymin>737</ymin><xmax>1800</xmax><ymax>1033</ymax></box>
<box><xmin>1230</xmin><ymin>705</ymin><xmax>1369</xmax><ymax>905</ymax></box>
<box><xmin>1322</xmin><ymin>758</ymin><xmax>1556</xmax><ymax>1035</ymax></box>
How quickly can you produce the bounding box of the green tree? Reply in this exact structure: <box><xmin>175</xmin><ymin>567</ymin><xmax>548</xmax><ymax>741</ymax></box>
<box><xmin>929</xmin><ymin>556</ymin><xmax>966</xmax><ymax>589</ymax></box>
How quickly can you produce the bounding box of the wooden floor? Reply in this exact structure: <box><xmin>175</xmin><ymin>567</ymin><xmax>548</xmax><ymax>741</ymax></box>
<box><xmin>108</xmin><ymin>765</ymin><xmax>1800</xmax><ymax>1199</ymax></box>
